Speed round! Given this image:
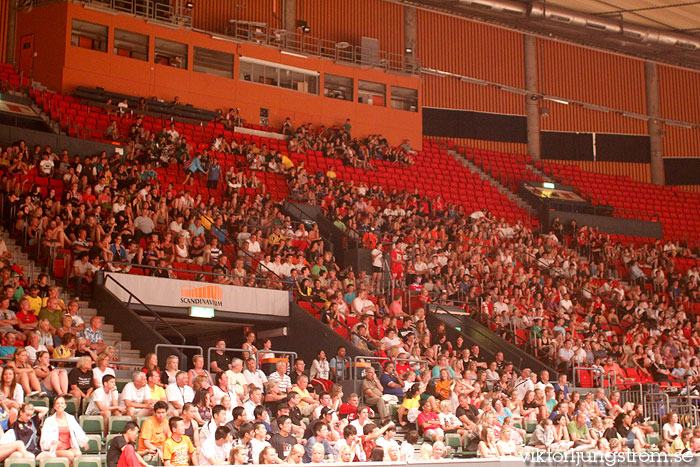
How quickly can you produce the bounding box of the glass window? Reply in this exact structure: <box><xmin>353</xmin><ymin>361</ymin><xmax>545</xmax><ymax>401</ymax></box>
<box><xmin>154</xmin><ymin>38</ymin><xmax>188</xmax><ymax>69</ymax></box>
<box><xmin>71</xmin><ymin>19</ymin><xmax>108</xmax><ymax>53</ymax></box>
<box><xmin>193</xmin><ymin>47</ymin><xmax>235</xmax><ymax>79</ymax></box>
<box><xmin>391</xmin><ymin>86</ymin><xmax>418</xmax><ymax>112</ymax></box>
<box><xmin>324</xmin><ymin>74</ymin><xmax>353</xmax><ymax>101</ymax></box>
<box><xmin>113</xmin><ymin>28</ymin><xmax>149</xmax><ymax>61</ymax></box>
<box><xmin>239</xmin><ymin>58</ymin><xmax>319</xmax><ymax>95</ymax></box>
<box><xmin>239</xmin><ymin>60</ymin><xmax>253</xmax><ymax>81</ymax></box>
<box><xmin>358</xmin><ymin>80</ymin><xmax>386</xmax><ymax>106</ymax></box>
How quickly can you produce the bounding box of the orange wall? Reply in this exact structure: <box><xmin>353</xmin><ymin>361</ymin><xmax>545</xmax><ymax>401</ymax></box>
<box><xmin>546</xmin><ymin>160</ymin><xmax>652</xmax><ymax>183</ymax></box>
<box><xmin>658</xmin><ymin>65</ymin><xmax>700</xmax><ymax>158</ymax></box>
<box><xmin>300</xmin><ymin>0</ymin><xmax>404</xmax><ymax>56</ymax></box>
<box><xmin>15</xmin><ymin>2</ymin><xmax>67</xmax><ymax>90</ymax></box>
<box><xmin>418</xmin><ymin>10</ymin><xmax>524</xmax><ymax>115</ymax></box>
<box><xmin>16</xmin><ymin>2</ymin><xmax>421</xmax><ymax>145</ymax></box>
<box><xmin>537</xmin><ymin>40</ymin><xmax>647</xmax><ymax>135</ymax></box>
<box><xmin>192</xmin><ymin>0</ymin><xmax>281</xmax><ymax>35</ymax></box>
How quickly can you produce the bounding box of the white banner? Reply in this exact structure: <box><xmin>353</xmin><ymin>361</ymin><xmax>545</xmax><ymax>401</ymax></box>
<box><xmin>103</xmin><ymin>273</ymin><xmax>288</xmax><ymax>317</ymax></box>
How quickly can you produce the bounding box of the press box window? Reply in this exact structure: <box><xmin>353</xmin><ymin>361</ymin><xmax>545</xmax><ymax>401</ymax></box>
<box><xmin>113</xmin><ymin>29</ymin><xmax>149</xmax><ymax>61</ymax></box>
<box><xmin>391</xmin><ymin>86</ymin><xmax>418</xmax><ymax>112</ymax></box>
<box><xmin>324</xmin><ymin>74</ymin><xmax>353</xmax><ymax>101</ymax></box>
<box><xmin>239</xmin><ymin>57</ymin><xmax>318</xmax><ymax>95</ymax></box>
<box><xmin>154</xmin><ymin>38</ymin><xmax>188</xmax><ymax>69</ymax></box>
<box><xmin>71</xmin><ymin>19</ymin><xmax>108</xmax><ymax>52</ymax></box>
<box><xmin>193</xmin><ymin>47</ymin><xmax>234</xmax><ymax>79</ymax></box>
<box><xmin>358</xmin><ymin>80</ymin><xmax>385</xmax><ymax>106</ymax></box>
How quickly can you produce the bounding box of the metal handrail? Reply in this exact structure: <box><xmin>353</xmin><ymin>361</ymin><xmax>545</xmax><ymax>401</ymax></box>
<box><xmin>225</xmin><ymin>23</ymin><xmax>420</xmax><ymax>76</ymax></box>
<box><xmin>429</xmin><ymin>301</ymin><xmax>524</xmax><ymax>370</ymax></box>
<box><xmin>102</xmin><ymin>260</ymin><xmax>290</xmax><ymax>289</ymax></box>
<box><xmin>103</xmin><ymin>273</ymin><xmax>186</xmax><ymax>344</ymax></box>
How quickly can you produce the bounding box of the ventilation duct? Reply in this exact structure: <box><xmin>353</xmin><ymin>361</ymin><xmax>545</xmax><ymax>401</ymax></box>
<box><xmin>458</xmin><ymin>0</ymin><xmax>700</xmax><ymax>51</ymax></box>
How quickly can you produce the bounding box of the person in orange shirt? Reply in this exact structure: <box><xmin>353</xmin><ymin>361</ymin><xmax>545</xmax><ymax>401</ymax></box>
<box><xmin>138</xmin><ymin>401</ymin><xmax>170</xmax><ymax>465</ymax></box>
<box><xmin>163</xmin><ymin>417</ymin><xmax>196</xmax><ymax>467</ymax></box>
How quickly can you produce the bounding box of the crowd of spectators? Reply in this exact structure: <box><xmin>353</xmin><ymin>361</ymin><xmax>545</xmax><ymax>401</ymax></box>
<box><xmin>0</xmin><ymin>104</ymin><xmax>697</xmax><ymax>465</ymax></box>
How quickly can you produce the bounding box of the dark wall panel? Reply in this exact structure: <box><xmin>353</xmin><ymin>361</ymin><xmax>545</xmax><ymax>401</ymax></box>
<box><xmin>596</xmin><ymin>133</ymin><xmax>650</xmax><ymax>162</ymax></box>
<box><xmin>664</xmin><ymin>158</ymin><xmax>700</xmax><ymax>185</ymax></box>
<box><xmin>541</xmin><ymin>132</ymin><xmax>593</xmax><ymax>161</ymax></box>
<box><xmin>422</xmin><ymin>107</ymin><xmax>527</xmax><ymax>143</ymax></box>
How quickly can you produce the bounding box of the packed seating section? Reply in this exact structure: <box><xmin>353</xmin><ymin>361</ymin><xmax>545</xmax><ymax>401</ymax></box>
<box><xmin>0</xmin><ymin>65</ymin><xmax>697</xmax><ymax>464</ymax></box>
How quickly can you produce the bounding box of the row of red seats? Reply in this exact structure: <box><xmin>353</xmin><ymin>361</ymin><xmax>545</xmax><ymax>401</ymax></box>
<box><xmin>541</xmin><ymin>162</ymin><xmax>700</xmax><ymax>248</ymax></box>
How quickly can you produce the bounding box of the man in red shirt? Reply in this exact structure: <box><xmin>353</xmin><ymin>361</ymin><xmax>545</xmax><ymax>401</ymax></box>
<box><xmin>16</xmin><ymin>298</ymin><xmax>38</xmax><ymax>334</ymax></box>
<box><xmin>416</xmin><ymin>400</ymin><xmax>444</xmax><ymax>442</ymax></box>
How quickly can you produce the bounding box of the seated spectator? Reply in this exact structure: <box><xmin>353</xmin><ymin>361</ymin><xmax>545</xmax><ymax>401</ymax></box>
<box><xmin>0</xmin><ymin>331</ymin><xmax>19</xmax><ymax>358</ymax></box>
<box><xmin>268</xmin><ymin>361</ymin><xmax>292</xmax><ymax>393</ymax></box>
<box><xmin>6</xmin><ymin>347</ymin><xmax>43</xmax><ymax>397</ymax></box>
<box><xmin>68</xmin><ymin>356</ymin><xmax>95</xmax><ymax>406</ymax></box>
<box><xmin>82</xmin><ymin>316</ymin><xmax>106</xmax><ymax>355</ymax></box>
<box><xmin>106</xmin><ymin>421</ymin><xmax>149</xmax><ymax>467</ymax></box>
<box><xmin>86</xmin><ymin>374</ymin><xmax>125</xmax><ymax>436</ymax></box>
<box><xmin>138</xmin><ymin>400</ymin><xmax>170</xmax><ymax>465</ymax></box>
<box><xmin>361</xmin><ymin>367</ymin><xmax>388</xmax><ymax>420</ymax></box>
<box><xmin>2</xmin><ymin>402</ymin><xmax>50</xmax><ymax>461</ymax></box>
<box><xmin>162</xmin><ymin>416</ymin><xmax>196</xmax><ymax>467</ymax></box>
<box><xmin>417</xmin><ymin>399</ymin><xmax>444</xmax><ymax>442</ymax></box>
<box><xmin>33</xmin><ymin>350</ymin><xmax>68</xmax><ymax>397</ymax></box>
<box><xmin>39</xmin><ymin>396</ymin><xmax>88</xmax><ymax>462</ymax></box>
<box><xmin>121</xmin><ymin>370</ymin><xmax>154</xmax><ymax>418</ymax></box>
<box><xmin>167</xmin><ymin>371</ymin><xmax>194</xmax><ymax>416</ymax></box>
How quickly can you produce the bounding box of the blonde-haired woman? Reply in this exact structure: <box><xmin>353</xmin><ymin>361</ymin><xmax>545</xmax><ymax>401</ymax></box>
<box><xmin>187</xmin><ymin>354</ymin><xmax>212</xmax><ymax>388</ymax></box>
<box><xmin>164</xmin><ymin>355</ymin><xmax>179</xmax><ymax>385</ymax></box>
<box><xmin>285</xmin><ymin>444</ymin><xmax>304</xmax><ymax>464</ymax></box>
<box><xmin>68</xmin><ymin>356</ymin><xmax>94</xmax><ymax>406</ymax></box>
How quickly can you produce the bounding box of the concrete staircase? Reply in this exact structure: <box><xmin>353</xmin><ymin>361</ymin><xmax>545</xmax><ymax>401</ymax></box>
<box><xmin>449</xmin><ymin>148</ymin><xmax>538</xmax><ymax>217</ymax></box>
<box><xmin>0</xmin><ymin>231</ymin><xmax>142</xmax><ymax>375</ymax></box>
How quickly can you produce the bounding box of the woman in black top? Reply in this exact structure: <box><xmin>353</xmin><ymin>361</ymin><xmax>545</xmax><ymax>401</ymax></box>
<box><xmin>68</xmin><ymin>356</ymin><xmax>95</xmax><ymax>407</ymax></box>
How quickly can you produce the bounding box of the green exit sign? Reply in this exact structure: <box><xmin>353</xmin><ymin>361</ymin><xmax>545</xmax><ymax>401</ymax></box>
<box><xmin>190</xmin><ymin>306</ymin><xmax>215</xmax><ymax>318</ymax></box>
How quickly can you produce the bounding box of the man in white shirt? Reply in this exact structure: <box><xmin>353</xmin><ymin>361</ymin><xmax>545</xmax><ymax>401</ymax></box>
<box><xmin>200</xmin><ymin>405</ymin><xmax>229</xmax><ymax>443</ymax></box>
<box><xmin>87</xmin><ymin>374</ymin><xmax>125</xmax><ymax>436</ymax></box>
<box><xmin>249</xmin><ymin>422</ymin><xmax>271</xmax><ymax>464</ymax></box>
<box><xmin>199</xmin><ymin>425</ymin><xmax>232</xmax><ymax>466</ymax></box>
<box><xmin>268</xmin><ymin>361</ymin><xmax>292</xmax><ymax>393</ymax></box>
<box><xmin>243</xmin><ymin>387</ymin><xmax>264</xmax><ymax>421</ymax></box>
<box><xmin>243</xmin><ymin>357</ymin><xmax>267</xmax><ymax>390</ymax></box>
<box><xmin>375</xmin><ymin>423</ymin><xmax>399</xmax><ymax>452</ymax></box>
<box><xmin>246</xmin><ymin>234</ymin><xmax>261</xmax><ymax>254</ymax></box>
<box><xmin>351</xmin><ymin>290</ymin><xmax>376</xmax><ymax>316</ymax></box>
<box><xmin>515</xmin><ymin>368</ymin><xmax>535</xmax><ymax>401</ymax></box>
<box><xmin>120</xmin><ymin>371</ymin><xmax>153</xmax><ymax>418</ymax></box>
<box><xmin>166</xmin><ymin>370</ymin><xmax>194</xmax><ymax>416</ymax></box>
<box><xmin>224</xmin><ymin>358</ymin><xmax>249</xmax><ymax>402</ymax></box>
<box><xmin>558</xmin><ymin>293</ymin><xmax>574</xmax><ymax>313</ymax></box>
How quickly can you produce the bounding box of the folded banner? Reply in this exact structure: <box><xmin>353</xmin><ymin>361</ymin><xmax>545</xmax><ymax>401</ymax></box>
<box><xmin>104</xmin><ymin>272</ymin><xmax>289</xmax><ymax>317</ymax></box>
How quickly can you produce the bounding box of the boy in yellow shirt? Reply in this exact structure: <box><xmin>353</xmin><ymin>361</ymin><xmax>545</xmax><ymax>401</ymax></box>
<box><xmin>163</xmin><ymin>417</ymin><xmax>196</xmax><ymax>466</ymax></box>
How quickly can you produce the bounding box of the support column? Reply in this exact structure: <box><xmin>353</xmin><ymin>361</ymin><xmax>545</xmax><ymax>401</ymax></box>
<box><xmin>5</xmin><ymin>1</ymin><xmax>17</xmax><ymax>65</ymax></box>
<box><xmin>283</xmin><ymin>0</ymin><xmax>296</xmax><ymax>33</ymax></box>
<box><xmin>524</xmin><ymin>34</ymin><xmax>541</xmax><ymax>160</ymax></box>
<box><xmin>404</xmin><ymin>6</ymin><xmax>417</xmax><ymax>54</ymax></box>
<box><xmin>645</xmin><ymin>61</ymin><xmax>665</xmax><ymax>185</ymax></box>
